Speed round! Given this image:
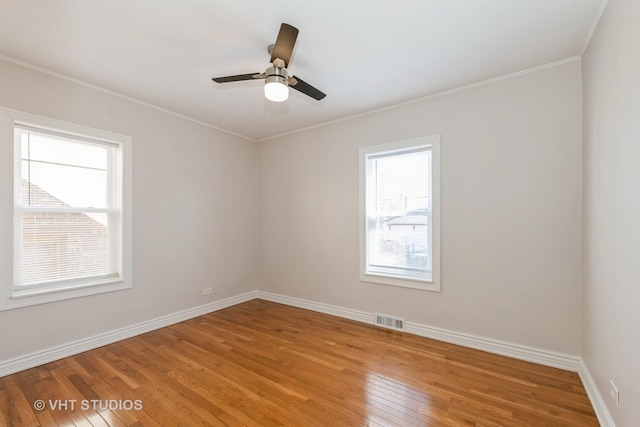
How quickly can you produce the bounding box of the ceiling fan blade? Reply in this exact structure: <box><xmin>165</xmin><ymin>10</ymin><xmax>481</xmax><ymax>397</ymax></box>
<box><xmin>290</xmin><ymin>76</ymin><xmax>326</xmax><ymax>100</ymax></box>
<box><xmin>212</xmin><ymin>73</ymin><xmax>262</xmax><ymax>83</ymax></box>
<box><xmin>270</xmin><ymin>23</ymin><xmax>299</xmax><ymax>67</ymax></box>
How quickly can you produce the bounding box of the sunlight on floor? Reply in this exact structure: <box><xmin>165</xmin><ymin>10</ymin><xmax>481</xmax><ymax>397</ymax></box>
<box><xmin>365</xmin><ymin>372</ymin><xmax>432</xmax><ymax>425</ymax></box>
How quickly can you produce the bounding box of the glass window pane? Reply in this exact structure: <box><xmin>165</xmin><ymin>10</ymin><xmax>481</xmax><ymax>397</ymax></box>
<box><xmin>20</xmin><ymin>212</ymin><xmax>116</xmax><ymax>286</ymax></box>
<box><xmin>368</xmin><ymin>149</ymin><xmax>431</xmax><ymax>272</ymax></box>
<box><xmin>20</xmin><ymin>132</ymin><xmax>110</xmax><ymax>208</ymax></box>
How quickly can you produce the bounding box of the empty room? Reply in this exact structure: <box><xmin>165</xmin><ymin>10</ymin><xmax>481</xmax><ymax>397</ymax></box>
<box><xmin>0</xmin><ymin>0</ymin><xmax>638</xmax><ymax>426</ymax></box>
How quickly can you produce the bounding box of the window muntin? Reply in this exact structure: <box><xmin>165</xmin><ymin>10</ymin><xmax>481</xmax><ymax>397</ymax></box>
<box><xmin>360</xmin><ymin>136</ymin><xmax>440</xmax><ymax>291</ymax></box>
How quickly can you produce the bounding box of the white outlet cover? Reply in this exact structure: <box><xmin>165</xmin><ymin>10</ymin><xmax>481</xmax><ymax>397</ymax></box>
<box><xmin>609</xmin><ymin>380</ymin><xmax>619</xmax><ymax>407</ymax></box>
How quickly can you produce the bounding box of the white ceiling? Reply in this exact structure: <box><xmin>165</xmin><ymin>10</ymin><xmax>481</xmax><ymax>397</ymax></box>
<box><xmin>0</xmin><ymin>0</ymin><xmax>604</xmax><ymax>141</ymax></box>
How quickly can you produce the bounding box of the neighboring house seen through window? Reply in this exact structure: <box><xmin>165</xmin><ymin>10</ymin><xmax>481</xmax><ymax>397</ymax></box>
<box><xmin>359</xmin><ymin>136</ymin><xmax>440</xmax><ymax>291</ymax></box>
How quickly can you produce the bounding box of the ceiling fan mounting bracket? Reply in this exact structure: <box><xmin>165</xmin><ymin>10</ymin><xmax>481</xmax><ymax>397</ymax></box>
<box><xmin>268</xmin><ymin>44</ymin><xmax>287</xmax><ymax>68</ymax></box>
<box><xmin>272</xmin><ymin>58</ymin><xmax>286</xmax><ymax>68</ymax></box>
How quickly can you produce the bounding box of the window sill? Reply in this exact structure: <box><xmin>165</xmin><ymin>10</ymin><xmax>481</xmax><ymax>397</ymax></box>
<box><xmin>360</xmin><ymin>272</ymin><xmax>440</xmax><ymax>292</ymax></box>
<box><xmin>0</xmin><ymin>279</ymin><xmax>131</xmax><ymax>311</ymax></box>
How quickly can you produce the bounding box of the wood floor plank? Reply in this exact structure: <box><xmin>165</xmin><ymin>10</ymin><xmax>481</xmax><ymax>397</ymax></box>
<box><xmin>0</xmin><ymin>299</ymin><xmax>598</xmax><ymax>426</ymax></box>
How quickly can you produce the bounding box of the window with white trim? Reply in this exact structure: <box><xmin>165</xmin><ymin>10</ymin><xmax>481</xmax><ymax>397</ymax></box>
<box><xmin>1</xmin><ymin>109</ymin><xmax>132</xmax><ymax>310</ymax></box>
<box><xmin>359</xmin><ymin>136</ymin><xmax>440</xmax><ymax>291</ymax></box>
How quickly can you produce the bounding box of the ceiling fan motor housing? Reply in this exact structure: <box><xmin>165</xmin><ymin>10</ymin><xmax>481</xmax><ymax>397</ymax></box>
<box><xmin>265</xmin><ymin>66</ymin><xmax>289</xmax><ymax>87</ymax></box>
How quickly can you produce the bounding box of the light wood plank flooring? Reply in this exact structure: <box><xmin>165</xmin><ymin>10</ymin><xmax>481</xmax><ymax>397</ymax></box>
<box><xmin>0</xmin><ymin>299</ymin><xmax>598</xmax><ymax>426</ymax></box>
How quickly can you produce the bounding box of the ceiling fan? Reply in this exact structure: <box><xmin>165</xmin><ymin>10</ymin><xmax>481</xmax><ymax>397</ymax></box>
<box><xmin>212</xmin><ymin>23</ymin><xmax>326</xmax><ymax>103</ymax></box>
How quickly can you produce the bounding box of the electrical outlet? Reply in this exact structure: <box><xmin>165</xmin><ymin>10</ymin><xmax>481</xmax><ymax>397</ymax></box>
<box><xmin>202</xmin><ymin>287</ymin><xmax>213</xmax><ymax>296</ymax></box>
<box><xmin>609</xmin><ymin>380</ymin><xmax>619</xmax><ymax>407</ymax></box>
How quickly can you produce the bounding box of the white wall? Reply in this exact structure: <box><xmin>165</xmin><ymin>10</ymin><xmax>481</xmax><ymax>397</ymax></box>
<box><xmin>259</xmin><ymin>61</ymin><xmax>583</xmax><ymax>355</ymax></box>
<box><xmin>0</xmin><ymin>59</ymin><xmax>259</xmax><ymax>362</ymax></box>
<box><xmin>582</xmin><ymin>0</ymin><xmax>640</xmax><ymax>424</ymax></box>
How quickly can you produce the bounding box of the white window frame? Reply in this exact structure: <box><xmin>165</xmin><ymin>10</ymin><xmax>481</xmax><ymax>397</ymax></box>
<box><xmin>0</xmin><ymin>108</ymin><xmax>132</xmax><ymax>311</ymax></box>
<box><xmin>359</xmin><ymin>136</ymin><xmax>441</xmax><ymax>291</ymax></box>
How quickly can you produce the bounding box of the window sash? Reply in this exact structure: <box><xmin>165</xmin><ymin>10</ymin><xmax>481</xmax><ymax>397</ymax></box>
<box><xmin>15</xmin><ymin>208</ymin><xmax>121</xmax><ymax>286</ymax></box>
<box><xmin>14</xmin><ymin>125</ymin><xmax>123</xmax><ymax>293</ymax></box>
<box><xmin>364</xmin><ymin>146</ymin><xmax>432</xmax><ymax>281</ymax></box>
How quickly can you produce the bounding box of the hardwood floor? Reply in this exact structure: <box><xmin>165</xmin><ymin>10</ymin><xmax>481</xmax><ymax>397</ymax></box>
<box><xmin>0</xmin><ymin>299</ymin><xmax>598</xmax><ymax>426</ymax></box>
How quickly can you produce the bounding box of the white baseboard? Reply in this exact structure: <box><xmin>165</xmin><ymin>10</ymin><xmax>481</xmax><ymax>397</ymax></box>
<box><xmin>579</xmin><ymin>358</ymin><xmax>615</xmax><ymax>427</ymax></box>
<box><xmin>257</xmin><ymin>291</ymin><xmax>580</xmax><ymax>372</ymax></box>
<box><xmin>258</xmin><ymin>291</ymin><xmax>372</xmax><ymax>324</ymax></box>
<box><xmin>405</xmin><ymin>322</ymin><xmax>579</xmax><ymax>372</ymax></box>
<box><xmin>0</xmin><ymin>290</ymin><xmax>258</xmax><ymax>377</ymax></box>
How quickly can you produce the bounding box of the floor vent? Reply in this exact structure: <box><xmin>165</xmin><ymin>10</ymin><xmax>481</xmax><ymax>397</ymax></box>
<box><xmin>374</xmin><ymin>313</ymin><xmax>405</xmax><ymax>331</ymax></box>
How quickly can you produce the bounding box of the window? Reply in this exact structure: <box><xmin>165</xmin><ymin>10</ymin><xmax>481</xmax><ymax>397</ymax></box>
<box><xmin>359</xmin><ymin>136</ymin><xmax>440</xmax><ymax>291</ymax></box>
<box><xmin>1</xmin><ymin>109</ymin><xmax>132</xmax><ymax>310</ymax></box>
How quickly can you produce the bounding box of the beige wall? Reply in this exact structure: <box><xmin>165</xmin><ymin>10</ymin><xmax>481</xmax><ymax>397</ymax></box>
<box><xmin>0</xmin><ymin>59</ymin><xmax>259</xmax><ymax>361</ymax></box>
<box><xmin>582</xmin><ymin>0</ymin><xmax>640</xmax><ymax>424</ymax></box>
<box><xmin>0</xmin><ymin>54</ymin><xmax>586</xmax><ymax>371</ymax></box>
<box><xmin>259</xmin><ymin>61</ymin><xmax>583</xmax><ymax>355</ymax></box>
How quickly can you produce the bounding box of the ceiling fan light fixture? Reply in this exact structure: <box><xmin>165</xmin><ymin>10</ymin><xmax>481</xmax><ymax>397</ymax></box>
<box><xmin>264</xmin><ymin>67</ymin><xmax>289</xmax><ymax>102</ymax></box>
<box><xmin>265</xmin><ymin>80</ymin><xmax>289</xmax><ymax>102</ymax></box>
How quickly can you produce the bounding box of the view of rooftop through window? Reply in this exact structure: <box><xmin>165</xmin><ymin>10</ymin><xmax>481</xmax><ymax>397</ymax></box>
<box><xmin>21</xmin><ymin>131</ymin><xmax>111</xmax><ymax>225</ymax></box>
